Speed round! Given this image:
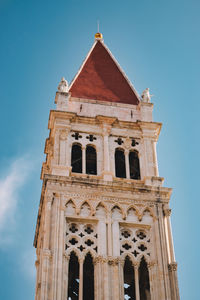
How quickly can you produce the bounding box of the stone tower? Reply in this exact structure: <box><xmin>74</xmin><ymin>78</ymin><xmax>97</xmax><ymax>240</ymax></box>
<box><xmin>34</xmin><ymin>33</ymin><xmax>180</xmax><ymax>300</ymax></box>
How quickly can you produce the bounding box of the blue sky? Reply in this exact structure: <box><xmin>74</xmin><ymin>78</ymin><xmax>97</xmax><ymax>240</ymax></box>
<box><xmin>0</xmin><ymin>0</ymin><xmax>199</xmax><ymax>299</ymax></box>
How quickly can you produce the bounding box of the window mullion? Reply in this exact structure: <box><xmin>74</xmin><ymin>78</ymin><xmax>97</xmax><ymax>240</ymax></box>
<box><xmin>134</xmin><ymin>263</ymin><xmax>140</xmax><ymax>300</ymax></box>
<box><xmin>79</xmin><ymin>258</ymin><xmax>84</xmax><ymax>300</ymax></box>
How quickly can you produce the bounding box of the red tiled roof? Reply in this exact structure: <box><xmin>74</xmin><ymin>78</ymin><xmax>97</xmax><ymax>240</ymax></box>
<box><xmin>69</xmin><ymin>41</ymin><xmax>139</xmax><ymax>105</ymax></box>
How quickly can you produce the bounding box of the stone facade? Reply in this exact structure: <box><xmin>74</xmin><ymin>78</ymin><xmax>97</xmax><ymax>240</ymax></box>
<box><xmin>34</xmin><ymin>37</ymin><xmax>180</xmax><ymax>300</ymax></box>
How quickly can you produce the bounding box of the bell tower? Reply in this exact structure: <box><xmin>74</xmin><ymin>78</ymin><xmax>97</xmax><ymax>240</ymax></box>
<box><xmin>34</xmin><ymin>33</ymin><xmax>180</xmax><ymax>300</ymax></box>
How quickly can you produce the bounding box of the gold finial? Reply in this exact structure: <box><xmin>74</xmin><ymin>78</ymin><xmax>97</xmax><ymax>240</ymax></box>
<box><xmin>95</xmin><ymin>32</ymin><xmax>103</xmax><ymax>40</ymax></box>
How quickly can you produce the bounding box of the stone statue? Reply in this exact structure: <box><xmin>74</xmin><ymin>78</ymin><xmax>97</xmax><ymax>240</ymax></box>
<box><xmin>57</xmin><ymin>77</ymin><xmax>69</xmax><ymax>93</ymax></box>
<box><xmin>141</xmin><ymin>88</ymin><xmax>152</xmax><ymax>103</ymax></box>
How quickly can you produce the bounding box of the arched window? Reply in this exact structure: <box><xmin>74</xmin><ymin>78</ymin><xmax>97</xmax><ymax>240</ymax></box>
<box><xmin>83</xmin><ymin>253</ymin><xmax>94</xmax><ymax>300</ymax></box>
<box><xmin>71</xmin><ymin>144</ymin><xmax>82</xmax><ymax>173</ymax></box>
<box><xmin>68</xmin><ymin>252</ymin><xmax>79</xmax><ymax>300</ymax></box>
<box><xmin>115</xmin><ymin>148</ymin><xmax>126</xmax><ymax>178</ymax></box>
<box><xmin>129</xmin><ymin>151</ymin><xmax>140</xmax><ymax>180</ymax></box>
<box><xmin>123</xmin><ymin>256</ymin><xmax>136</xmax><ymax>300</ymax></box>
<box><xmin>86</xmin><ymin>146</ymin><xmax>97</xmax><ymax>175</ymax></box>
<box><xmin>139</xmin><ymin>257</ymin><xmax>151</xmax><ymax>300</ymax></box>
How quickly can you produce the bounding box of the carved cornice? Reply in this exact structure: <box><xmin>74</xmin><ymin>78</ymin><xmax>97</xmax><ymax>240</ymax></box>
<box><xmin>96</xmin><ymin>115</ymin><xmax>117</xmax><ymax>126</ymax></box>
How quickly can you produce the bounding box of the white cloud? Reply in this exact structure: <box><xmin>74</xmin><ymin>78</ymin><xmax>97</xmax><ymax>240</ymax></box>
<box><xmin>20</xmin><ymin>247</ymin><xmax>36</xmax><ymax>280</ymax></box>
<box><xmin>0</xmin><ymin>156</ymin><xmax>32</xmax><ymax>244</ymax></box>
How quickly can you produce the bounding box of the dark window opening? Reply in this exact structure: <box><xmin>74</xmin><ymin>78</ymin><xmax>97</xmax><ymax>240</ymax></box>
<box><xmin>86</xmin><ymin>146</ymin><xmax>97</xmax><ymax>175</ymax></box>
<box><xmin>68</xmin><ymin>252</ymin><xmax>79</xmax><ymax>300</ymax></box>
<box><xmin>129</xmin><ymin>151</ymin><xmax>140</xmax><ymax>180</ymax></box>
<box><xmin>139</xmin><ymin>257</ymin><xmax>151</xmax><ymax>300</ymax></box>
<box><xmin>83</xmin><ymin>253</ymin><xmax>94</xmax><ymax>300</ymax></box>
<box><xmin>123</xmin><ymin>256</ymin><xmax>136</xmax><ymax>300</ymax></box>
<box><xmin>115</xmin><ymin>149</ymin><xmax>126</xmax><ymax>178</ymax></box>
<box><xmin>71</xmin><ymin>144</ymin><xmax>82</xmax><ymax>173</ymax></box>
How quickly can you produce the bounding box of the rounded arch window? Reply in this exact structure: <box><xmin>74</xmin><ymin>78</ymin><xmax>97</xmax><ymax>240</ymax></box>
<box><xmin>129</xmin><ymin>150</ymin><xmax>140</xmax><ymax>180</ymax></box>
<box><xmin>71</xmin><ymin>143</ymin><xmax>82</xmax><ymax>173</ymax></box>
<box><xmin>115</xmin><ymin>148</ymin><xmax>126</xmax><ymax>178</ymax></box>
<box><xmin>86</xmin><ymin>145</ymin><xmax>97</xmax><ymax>175</ymax></box>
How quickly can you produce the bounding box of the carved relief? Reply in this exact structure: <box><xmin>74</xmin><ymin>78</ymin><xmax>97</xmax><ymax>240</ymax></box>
<box><xmin>168</xmin><ymin>262</ymin><xmax>178</xmax><ymax>272</ymax></box>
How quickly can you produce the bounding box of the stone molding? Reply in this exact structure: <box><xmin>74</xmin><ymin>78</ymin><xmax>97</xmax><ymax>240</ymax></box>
<box><xmin>163</xmin><ymin>208</ymin><xmax>172</xmax><ymax>217</ymax></box>
<box><xmin>168</xmin><ymin>262</ymin><xmax>178</xmax><ymax>272</ymax></box>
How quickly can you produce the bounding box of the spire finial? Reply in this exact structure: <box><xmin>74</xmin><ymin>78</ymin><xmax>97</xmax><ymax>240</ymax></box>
<box><xmin>95</xmin><ymin>20</ymin><xmax>103</xmax><ymax>40</ymax></box>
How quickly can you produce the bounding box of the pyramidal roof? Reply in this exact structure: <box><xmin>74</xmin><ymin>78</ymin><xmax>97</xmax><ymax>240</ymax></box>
<box><xmin>69</xmin><ymin>37</ymin><xmax>140</xmax><ymax>105</ymax></box>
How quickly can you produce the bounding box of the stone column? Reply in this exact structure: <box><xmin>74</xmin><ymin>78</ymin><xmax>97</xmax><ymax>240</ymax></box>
<box><xmin>40</xmin><ymin>249</ymin><xmax>51</xmax><ymax>300</ymax></box>
<box><xmin>168</xmin><ymin>262</ymin><xmax>180</xmax><ymax>300</ymax></box>
<box><xmin>51</xmin><ymin>193</ymin><xmax>60</xmax><ymax>300</ymax></box>
<box><xmin>125</xmin><ymin>150</ymin><xmax>130</xmax><ymax>179</ymax></box>
<box><xmin>97</xmin><ymin>220</ymin><xmax>107</xmax><ymax>256</ymax></box>
<box><xmin>62</xmin><ymin>254</ymin><xmax>69</xmax><ymax>300</ymax></box>
<box><xmin>79</xmin><ymin>258</ymin><xmax>84</xmax><ymax>300</ymax></box>
<box><xmin>163</xmin><ymin>208</ymin><xmax>175</xmax><ymax>263</ymax></box>
<box><xmin>118</xmin><ymin>258</ymin><xmax>125</xmax><ymax>300</ymax></box>
<box><xmin>43</xmin><ymin>199</ymin><xmax>52</xmax><ymax>250</ymax></box>
<box><xmin>155</xmin><ymin>203</ymin><xmax>171</xmax><ymax>299</ymax></box>
<box><xmin>58</xmin><ymin>127</ymin><xmax>72</xmax><ymax>176</ymax></box>
<box><xmin>59</xmin><ymin>130</ymin><xmax>67</xmax><ymax>165</ymax></box>
<box><xmin>103</xmin><ymin>258</ymin><xmax>109</xmax><ymax>300</ymax></box>
<box><xmin>40</xmin><ymin>196</ymin><xmax>52</xmax><ymax>300</ymax></box>
<box><xmin>148</xmin><ymin>261</ymin><xmax>156</xmax><ymax>300</ymax></box>
<box><xmin>112</xmin><ymin>221</ymin><xmax>120</xmax><ymax>256</ymax></box>
<box><xmin>134</xmin><ymin>263</ymin><xmax>140</xmax><ymax>300</ymax></box>
<box><xmin>109</xmin><ymin>258</ymin><xmax>120</xmax><ymax>300</ymax></box>
<box><xmin>102</xmin><ymin>126</ymin><xmax>113</xmax><ymax>181</ymax></box>
<box><xmin>107</xmin><ymin>215</ymin><xmax>112</xmax><ymax>257</ymax></box>
<box><xmin>164</xmin><ymin>209</ymin><xmax>180</xmax><ymax>300</ymax></box>
<box><xmin>56</xmin><ymin>195</ymin><xmax>65</xmax><ymax>300</ymax></box>
<box><xmin>152</xmin><ymin>140</ymin><xmax>159</xmax><ymax>176</ymax></box>
<box><xmin>94</xmin><ymin>256</ymin><xmax>103</xmax><ymax>300</ymax></box>
<box><xmin>35</xmin><ymin>259</ymin><xmax>40</xmax><ymax>300</ymax></box>
<box><xmin>82</xmin><ymin>146</ymin><xmax>86</xmax><ymax>174</ymax></box>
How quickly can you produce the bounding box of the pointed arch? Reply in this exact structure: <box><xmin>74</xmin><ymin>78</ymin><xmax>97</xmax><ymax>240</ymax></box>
<box><xmin>71</xmin><ymin>143</ymin><xmax>82</xmax><ymax>173</ymax></box>
<box><xmin>82</xmin><ymin>248</ymin><xmax>97</xmax><ymax>260</ymax></box>
<box><xmin>141</xmin><ymin>207</ymin><xmax>155</xmax><ymax>221</ymax></box>
<box><xmin>123</xmin><ymin>255</ymin><xmax>136</xmax><ymax>300</ymax></box>
<box><xmin>115</xmin><ymin>147</ymin><xmax>126</xmax><ymax>178</ymax></box>
<box><xmin>129</xmin><ymin>150</ymin><xmax>140</xmax><ymax>180</ymax></box>
<box><xmin>121</xmin><ymin>253</ymin><xmax>136</xmax><ymax>267</ymax></box>
<box><xmin>95</xmin><ymin>202</ymin><xmax>107</xmax><ymax>218</ymax></box>
<box><xmin>66</xmin><ymin>248</ymin><xmax>82</xmax><ymax>260</ymax></box>
<box><xmin>79</xmin><ymin>201</ymin><xmax>93</xmax><ymax>217</ymax></box>
<box><xmin>67</xmin><ymin>251</ymin><xmax>80</xmax><ymax>300</ymax></box>
<box><xmin>126</xmin><ymin>205</ymin><xmax>140</xmax><ymax>220</ymax></box>
<box><xmin>83</xmin><ymin>252</ymin><xmax>94</xmax><ymax>300</ymax></box>
<box><xmin>111</xmin><ymin>204</ymin><xmax>125</xmax><ymax>219</ymax></box>
<box><xmin>65</xmin><ymin>199</ymin><xmax>76</xmax><ymax>215</ymax></box>
<box><xmin>139</xmin><ymin>256</ymin><xmax>151</xmax><ymax>300</ymax></box>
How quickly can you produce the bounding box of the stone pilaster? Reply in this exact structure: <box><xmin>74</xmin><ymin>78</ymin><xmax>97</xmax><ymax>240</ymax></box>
<box><xmin>168</xmin><ymin>262</ymin><xmax>180</xmax><ymax>300</ymax></box>
<box><xmin>62</xmin><ymin>254</ymin><xmax>69</xmax><ymax>300</ymax></box>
